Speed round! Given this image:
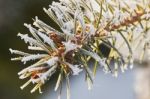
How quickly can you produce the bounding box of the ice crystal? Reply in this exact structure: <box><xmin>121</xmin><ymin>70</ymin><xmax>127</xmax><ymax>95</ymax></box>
<box><xmin>10</xmin><ymin>0</ymin><xmax>150</xmax><ymax>99</ymax></box>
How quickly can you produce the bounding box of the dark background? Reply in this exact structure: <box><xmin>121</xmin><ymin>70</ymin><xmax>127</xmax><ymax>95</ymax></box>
<box><xmin>0</xmin><ymin>0</ymin><xmax>58</xmax><ymax>99</ymax></box>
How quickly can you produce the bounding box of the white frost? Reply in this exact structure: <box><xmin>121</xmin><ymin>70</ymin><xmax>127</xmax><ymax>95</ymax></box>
<box><xmin>63</xmin><ymin>41</ymin><xmax>78</xmax><ymax>54</ymax></box>
<box><xmin>37</xmin><ymin>31</ymin><xmax>57</xmax><ymax>50</ymax></box>
<box><xmin>65</xmin><ymin>62</ymin><xmax>83</xmax><ymax>75</ymax></box>
<box><xmin>31</xmin><ymin>65</ymin><xmax>57</xmax><ymax>84</ymax></box>
<box><xmin>21</xmin><ymin>54</ymin><xmax>48</xmax><ymax>64</ymax></box>
<box><xmin>9</xmin><ymin>48</ymin><xmax>30</xmax><ymax>56</ymax></box>
<box><xmin>46</xmin><ymin>57</ymin><xmax>59</xmax><ymax>66</ymax></box>
<box><xmin>17</xmin><ymin>33</ymin><xmax>41</xmax><ymax>47</ymax></box>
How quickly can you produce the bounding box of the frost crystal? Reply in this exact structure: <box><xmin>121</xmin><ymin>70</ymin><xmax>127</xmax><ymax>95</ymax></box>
<box><xmin>65</xmin><ymin>62</ymin><xmax>83</xmax><ymax>75</ymax></box>
<box><xmin>21</xmin><ymin>54</ymin><xmax>48</xmax><ymax>64</ymax></box>
<box><xmin>63</xmin><ymin>41</ymin><xmax>79</xmax><ymax>54</ymax></box>
<box><xmin>46</xmin><ymin>57</ymin><xmax>59</xmax><ymax>66</ymax></box>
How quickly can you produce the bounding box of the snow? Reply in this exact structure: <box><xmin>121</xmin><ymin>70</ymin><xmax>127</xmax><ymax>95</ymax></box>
<box><xmin>17</xmin><ymin>33</ymin><xmax>40</xmax><ymax>46</ymax></box>
<box><xmin>63</xmin><ymin>41</ymin><xmax>78</xmax><ymax>54</ymax></box>
<box><xmin>46</xmin><ymin>57</ymin><xmax>59</xmax><ymax>66</ymax></box>
<box><xmin>65</xmin><ymin>62</ymin><xmax>83</xmax><ymax>75</ymax></box>
<box><xmin>75</xmin><ymin>9</ymin><xmax>86</xmax><ymax>31</ymax></box>
<box><xmin>31</xmin><ymin>65</ymin><xmax>57</xmax><ymax>84</ymax></box>
<box><xmin>9</xmin><ymin>48</ymin><xmax>30</xmax><ymax>56</ymax></box>
<box><xmin>21</xmin><ymin>54</ymin><xmax>48</xmax><ymax>64</ymax></box>
<box><xmin>37</xmin><ymin>31</ymin><xmax>57</xmax><ymax>50</ymax></box>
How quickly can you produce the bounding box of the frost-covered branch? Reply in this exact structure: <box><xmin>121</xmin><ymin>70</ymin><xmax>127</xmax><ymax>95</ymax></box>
<box><xmin>10</xmin><ymin>0</ymin><xmax>150</xmax><ymax>99</ymax></box>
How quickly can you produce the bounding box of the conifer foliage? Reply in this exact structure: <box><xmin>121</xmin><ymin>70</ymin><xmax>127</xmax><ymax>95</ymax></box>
<box><xmin>10</xmin><ymin>0</ymin><xmax>150</xmax><ymax>99</ymax></box>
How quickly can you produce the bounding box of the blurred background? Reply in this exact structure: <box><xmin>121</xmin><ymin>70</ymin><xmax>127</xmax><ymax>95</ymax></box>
<box><xmin>0</xmin><ymin>0</ymin><xmax>53</xmax><ymax>99</ymax></box>
<box><xmin>0</xmin><ymin>0</ymin><xmax>149</xmax><ymax>99</ymax></box>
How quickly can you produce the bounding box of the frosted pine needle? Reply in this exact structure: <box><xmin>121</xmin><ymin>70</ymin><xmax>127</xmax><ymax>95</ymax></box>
<box><xmin>10</xmin><ymin>0</ymin><xmax>150</xmax><ymax>99</ymax></box>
